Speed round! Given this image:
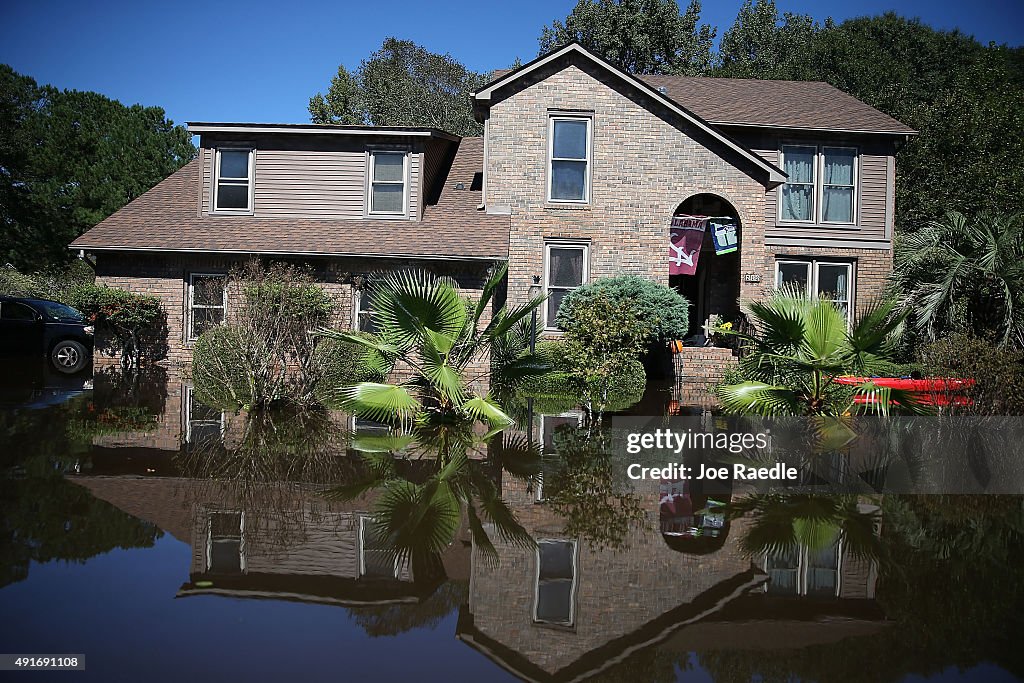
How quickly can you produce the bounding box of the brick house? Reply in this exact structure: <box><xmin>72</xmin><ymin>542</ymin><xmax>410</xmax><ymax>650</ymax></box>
<box><xmin>70</xmin><ymin>43</ymin><xmax>914</xmax><ymax>377</ymax></box>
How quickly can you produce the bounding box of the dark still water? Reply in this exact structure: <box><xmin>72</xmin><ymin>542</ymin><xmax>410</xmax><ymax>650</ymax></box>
<box><xmin>1</xmin><ymin>363</ymin><xmax>1023</xmax><ymax>683</ymax></box>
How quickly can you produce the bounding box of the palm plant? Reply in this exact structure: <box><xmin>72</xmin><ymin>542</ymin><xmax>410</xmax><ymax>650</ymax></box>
<box><xmin>892</xmin><ymin>211</ymin><xmax>1024</xmax><ymax>348</ymax></box>
<box><xmin>715</xmin><ymin>288</ymin><xmax>925</xmax><ymax>416</ymax></box>
<box><xmin>317</xmin><ymin>263</ymin><xmax>548</xmax><ymax>429</ymax></box>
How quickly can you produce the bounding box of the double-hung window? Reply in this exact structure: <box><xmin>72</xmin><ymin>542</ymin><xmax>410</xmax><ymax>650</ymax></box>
<box><xmin>821</xmin><ymin>147</ymin><xmax>857</xmax><ymax>224</ymax></box>
<box><xmin>354</xmin><ymin>284</ymin><xmax>376</xmax><ymax>333</ymax></box>
<box><xmin>779</xmin><ymin>145</ymin><xmax>858</xmax><ymax>224</ymax></box>
<box><xmin>549</xmin><ymin>117</ymin><xmax>591</xmax><ymax>202</ymax></box>
<box><xmin>780</xmin><ymin>145</ymin><xmax>816</xmax><ymax>222</ymax></box>
<box><xmin>189</xmin><ymin>274</ymin><xmax>227</xmax><ymax>340</ymax></box>
<box><xmin>369</xmin><ymin>151</ymin><xmax>407</xmax><ymax>215</ymax></box>
<box><xmin>185</xmin><ymin>386</ymin><xmax>224</xmax><ymax>445</ymax></box>
<box><xmin>545</xmin><ymin>242</ymin><xmax>588</xmax><ymax>328</ymax></box>
<box><xmin>360</xmin><ymin>516</ymin><xmax>400</xmax><ymax>578</ymax></box>
<box><xmin>534</xmin><ymin>539</ymin><xmax>577</xmax><ymax>626</ymax></box>
<box><xmin>214</xmin><ymin>148</ymin><xmax>254</xmax><ymax>213</ymax></box>
<box><xmin>764</xmin><ymin>543</ymin><xmax>841</xmax><ymax>597</ymax></box>
<box><xmin>207</xmin><ymin>510</ymin><xmax>244</xmax><ymax>574</ymax></box>
<box><xmin>776</xmin><ymin>259</ymin><xmax>853</xmax><ymax>322</ymax></box>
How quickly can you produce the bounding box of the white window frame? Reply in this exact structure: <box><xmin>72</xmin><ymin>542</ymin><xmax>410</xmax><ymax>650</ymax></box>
<box><xmin>535</xmin><ymin>411</ymin><xmax>584</xmax><ymax>501</ymax></box>
<box><xmin>777</xmin><ymin>144</ymin><xmax>859</xmax><ymax>226</ymax></box>
<box><xmin>212</xmin><ymin>147</ymin><xmax>255</xmax><ymax>214</ymax></box>
<box><xmin>359</xmin><ymin>516</ymin><xmax>400</xmax><ymax>578</ymax></box>
<box><xmin>188</xmin><ymin>273</ymin><xmax>227</xmax><ymax>341</ymax></box>
<box><xmin>367</xmin><ymin>150</ymin><xmax>409</xmax><ymax>216</ymax></box>
<box><xmin>543</xmin><ymin>241</ymin><xmax>589</xmax><ymax>330</ymax></box>
<box><xmin>762</xmin><ymin>541</ymin><xmax>843</xmax><ymax>597</ymax></box>
<box><xmin>184</xmin><ymin>385</ymin><xmax>225</xmax><ymax>444</ymax></box>
<box><xmin>775</xmin><ymin>259</ymin><xmax>854</xmax><ymax>325</ymax></box>
<box><xmin>352</xmin><ymin>284</ymin><xmax>375</xmax><ymax>332</ymax></box>
<box><xmin>533</xmin><ymin>539</ymin><xmax>579</xmax><ymax>626</ymax></box>
<box><xmin>206</xmin><ymin>509</ymin><xmax>246</xmax><ymax>574</ymax></box>
<box><xmin>547</xmin><ymin>116</ymin><xmax>592</xmax><ymax>204</ymax></box>
<box><xmin>819</xmin><ymin>146</ymin><xmax>859</xmax><ymax>225</ymax></box>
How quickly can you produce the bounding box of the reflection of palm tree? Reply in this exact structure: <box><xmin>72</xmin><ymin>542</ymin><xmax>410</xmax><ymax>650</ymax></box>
<box><xmin>728</xmin><ymin>494</ymin><xmax>880</xmax><ymax>561</ymax></box>
<box><xmin>328</xmin><ymin>424</ymin><xmax>542</xmax><ymax>574</ymax></box>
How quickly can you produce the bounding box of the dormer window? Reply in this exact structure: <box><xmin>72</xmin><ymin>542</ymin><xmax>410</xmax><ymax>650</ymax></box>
<box><xmin>369</xmin><ymin>151</ymin><xmax>407</xmax><ymax>215</ymax></box>
<box><xmin>213</xmin><ymin>148</ymin><xmax>254</xmax><ymax>213</ymax></box>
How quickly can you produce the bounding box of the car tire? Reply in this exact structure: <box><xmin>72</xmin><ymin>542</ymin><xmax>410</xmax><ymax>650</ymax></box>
<box><xmin>51</xmin><ymin>340</ymin><xmax>88</xmax><ymax>374</ymax></box>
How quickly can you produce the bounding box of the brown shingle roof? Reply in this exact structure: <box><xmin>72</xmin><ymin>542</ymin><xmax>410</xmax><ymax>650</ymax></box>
<box><xmin>70</xmin><ymin>137</ymin><xmax>509</xmax><ymax>260</ymax></box>
<box><xmin>640</xmin><ymin>75</ymin><xmax>915</xmax><ymax>134</ymax></box>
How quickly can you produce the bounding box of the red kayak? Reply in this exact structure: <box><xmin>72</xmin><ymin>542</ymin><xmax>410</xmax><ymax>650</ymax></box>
<box><xmin>834</xmin><ymin>377</ymin><xmax>975</xmax><ymax>407</ymax></box>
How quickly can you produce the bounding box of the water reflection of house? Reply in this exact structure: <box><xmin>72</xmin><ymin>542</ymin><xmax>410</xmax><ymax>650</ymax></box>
<box><xmin>457</xmin><ymin>476</ymin><xmax>884</xmax><ymax>683</ymax></box>
<box><xmin>70</xmin><ymin>474</ymin><xmax>469</xmax><ymax>607</ymax></box>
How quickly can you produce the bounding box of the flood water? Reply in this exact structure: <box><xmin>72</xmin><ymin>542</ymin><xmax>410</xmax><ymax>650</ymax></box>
<box><xmin>1</xmin><ymin>362</ymin><xmax>1022</xmax><ymax>683</ymax></box>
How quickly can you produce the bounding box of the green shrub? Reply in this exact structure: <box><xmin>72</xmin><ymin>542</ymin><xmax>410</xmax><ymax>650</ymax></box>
<box><xmin>0</xmin><ymin>265</ymin><xmax>46</xmax><ymax>297</ymax></box>
<box><xmin>68</xmin><ymin>283</ymin><xmax>166</xmax><ymax>368</ymax></box>
<box><xmin>191</xmin><ymin>325</ymin><xmax>256</xmax><ymax>409</ymax></box>
<box><xmin>307</xmin><ymin>336</ymin><xmax>381</xmax><ymax>408</ymax></box>
<box><xmin>555</xmin><ymin>275</ymin><xmax>690</xmax><ymax>342</ymax></box>
<box><xmin>190</xmin><ymin>259</ymin><xmax>371</xmax><ymax>411</ymax></box>
<box><xmin>917</xmin><ymin>334</ymin><xmax>1024</xmax><ymax>415</ymax></box>
<box><xmin>521</xmin><ymin>338</ymin><xmax>645</xmax><ymax>412</ymax></box>
<box><xmin>0</xmin><ymin>261</ymin><xmax>93</xmax><ymax>301</ymax></box>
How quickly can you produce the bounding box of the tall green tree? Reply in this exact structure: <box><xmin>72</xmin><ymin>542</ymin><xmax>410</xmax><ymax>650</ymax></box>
<box><xmin>717</xmin><ymin>0</ymin><xmax>829</xmax><ymax>79</ymax></box>
<box><xmin>538</xmin><ymin>0</ymin><xmax>715</xmax><ymax>75</ymax></box>
<box><xmin>713</xmin><ymin>9</ymin><xmax>1024</xmax><ymax>228</ymax></box>
<box><xmin>0</xmin><ymin>65</ymin><xmax>195</xmax><ymax>270</ymax></box>
<box><xmin>309</xmin><ymin>38</ymin><xmax>488</xmax><ymax>136</ymax></box>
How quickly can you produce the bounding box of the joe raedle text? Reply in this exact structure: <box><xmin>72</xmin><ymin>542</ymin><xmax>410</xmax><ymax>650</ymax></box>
<box><xmin>627</xmin><ymin>462</ymin><xmax>798</xmax><ymax>481</ymax></box>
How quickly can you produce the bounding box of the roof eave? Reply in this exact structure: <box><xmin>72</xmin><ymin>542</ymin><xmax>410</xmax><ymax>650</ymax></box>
<box><xmin>68</xmin><ymin>244</ymin><xmax>507</xmax><ymax>262</ymax></box>
<box><xmin>187</xmin><ymin>122</ymin><xmax>460</xmax><ymax>142</ymax></box>
<box><xmin>714</xmin><ymin>121</ymin><xmax>918</xmax><ymax>137</ymax></box>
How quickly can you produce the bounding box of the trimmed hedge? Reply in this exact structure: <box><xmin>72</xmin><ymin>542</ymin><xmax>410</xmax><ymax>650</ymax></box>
<box><xmin>555</xmin><ymin>275</ymin><xmax>690</xmax><ymax>342</ymax></box>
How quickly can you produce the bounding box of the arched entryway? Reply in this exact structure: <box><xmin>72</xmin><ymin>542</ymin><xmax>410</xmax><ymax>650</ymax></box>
<box><xmin>659</xmin><ymin>476</ymin><xmax>732</xmax><ymax>555</ymax></box>
<box><xmin>670</xmin><ymin>194</ymin><xmax>741</xmax><ymax>341</ymax></box>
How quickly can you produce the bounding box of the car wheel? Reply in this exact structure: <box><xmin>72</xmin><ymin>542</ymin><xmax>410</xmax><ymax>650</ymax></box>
<box><xmin>51</xmin><ymin>340</ymin><xmax>88</xmax><ymax>374</ymax></box>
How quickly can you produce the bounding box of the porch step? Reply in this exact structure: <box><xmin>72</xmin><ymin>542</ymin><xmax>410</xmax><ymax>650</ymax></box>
<box><xmin>672</xmin><ymin>346</ymin><xmax>737</xmax><ymax>384</ymax></box>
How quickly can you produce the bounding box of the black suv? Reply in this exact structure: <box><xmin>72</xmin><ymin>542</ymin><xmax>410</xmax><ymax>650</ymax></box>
<box><xmin>0</xmin><ymin>296</ymin><xmax>94</xmax><ymax>374</ymax></box>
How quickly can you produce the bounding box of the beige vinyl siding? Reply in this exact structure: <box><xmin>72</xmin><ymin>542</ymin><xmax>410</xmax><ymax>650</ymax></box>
<box><xmin>190</xmin><ymin>509</ymin><xmax>411</xmax><ymax>581</ymax></box>
<box><xmin>857</xmin><ymin>154</ymin><xmax>887</xmax><ymax>240</ymax></box>
<box><xmin>201</xmin><ymin>147</ymin><xmax>212</xmax><ymax>216</ymax></box>
<box><xmin>407</xmin><ymin>150</ymin><xmax>421</xmax><ymax>219</ymax></box>
<box><xmin>254</xmin><ymin>149</ymin><xmax>366</xmax><ymax>218</ymax></box>
<box><xmin>200</xmin><ymin>135</ymin><xmax>422</xmax><ymax>220</ymax></box>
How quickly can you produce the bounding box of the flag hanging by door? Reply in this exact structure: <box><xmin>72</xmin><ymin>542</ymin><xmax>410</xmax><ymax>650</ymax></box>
<box><xmin>669</xmin><ymin>215</ymin><xmax>706</xmax><ymax>275</ymax></box>
<box><xmin>709</xmin><ymin>218</ymin><xmax>738</xmax><ymax>254</ymax></box>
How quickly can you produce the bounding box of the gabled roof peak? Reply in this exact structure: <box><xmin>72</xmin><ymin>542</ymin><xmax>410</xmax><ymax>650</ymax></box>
<box><xmin>472</xmin><ymin>42</ymin><xmax>786</xmax><ymax>187</ymax></box>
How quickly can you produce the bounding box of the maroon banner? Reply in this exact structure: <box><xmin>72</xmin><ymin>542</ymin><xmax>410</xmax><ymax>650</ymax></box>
<box><xmin>670</xmin><ymin>215</ymin><xmax>707</xmax><ymax>275</ymax></box>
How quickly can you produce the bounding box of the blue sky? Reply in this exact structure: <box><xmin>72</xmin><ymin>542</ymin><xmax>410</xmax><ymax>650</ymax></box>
<box><xmin>1</xmin><ymin>0</ymin><xmax>1021</xmax><ymax>128</ymax></box>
